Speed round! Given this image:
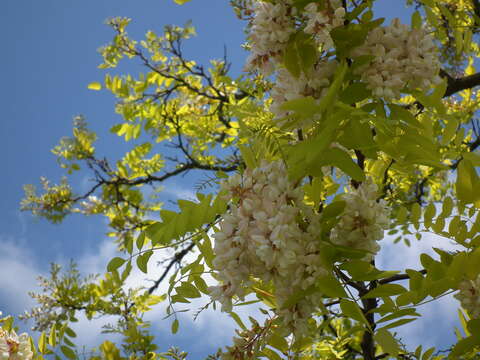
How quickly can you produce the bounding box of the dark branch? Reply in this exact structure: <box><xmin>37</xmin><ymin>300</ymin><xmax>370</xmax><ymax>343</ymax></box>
<box><xmin>379</xmin><ymin>269</ymin><xmax>426</xmax><ymax>285</ymax></box>
<box><xmin>444</xmin><ymin>71</ymin><xmax>480</xmax><ymax>97</ymax></box>
<box><xmin>148</xmin><ymin>242</ymin><xmax>195</xmax><ymax>295</ymax></box>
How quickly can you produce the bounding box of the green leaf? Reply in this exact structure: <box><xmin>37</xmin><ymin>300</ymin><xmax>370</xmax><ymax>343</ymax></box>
<box><xmin>451</xmin><ymin>335</ymin><xmax>480</xmax><ymax>357</ymax></box>
<box><xmin>61</xmin><ymin>346</ymin><xmax>77</xmax><ymax>360</ymax></box>
<box><xmin>318</xmin><ymin>148</ymin><xmax>365</xmax><ymax>181</ymax></box>
<box><xmin>281</xmin><ymin>96</ymin><xmax>319</xmax><ymax>119</ymax></box>
<box><xmin>316</xmin><ymin>275</ymin><xmax>348</xmax><ymax>298</ymax></box>
<box><xmin>65</xmin><ymin>327</ymin><xmax>76</xmax><ymax>338</ymax></box>
<box><xmin>457</xmin><ymin>159</ymin><xmax>480</xmax><ymax>204</ymax></box>
<box><xmin>377</xmin><ymin>308</ymin><xmax>420</xmax><ymax>324</ymax></box>
<box><xmin>411</xmin><ymin>11</ymin><xmax>422</xmax><ymax>29</ymax></box>
<box><xmin>339</xmin><ymin>82</ymin><xmax>371</xmax><ymax>104</ymax></box>
<box><xmin>38</xmin><ymin>331</ymin><xmax>47</xmax><ymax>354</ymax></box>
<box><xmin>331</xmin><ymin>24</ymin><xmax>370</xmax><ymax>58</ymax></box>
<box><xmin>171</xmin><ymin>319</ymin><xmax>179</xmax><ymax>334</ymax></box>
<box><xmin>411</xmin><ymin>203</ymin><xmax>421</xmax><ymax>230</ymax></box>
<box><xmin>145</xmin><ymin>194</ymin><xmax>226</xmax><ymax>246</ymax></box>
<box><xmin>136</xmin><ymin>232</ymin><xmax>146</xmax><ymax>251</ymax></box>
<box><xmin>340</xmin><ymin>299</ymin><xmax>370</xmax><ymax>329</ymax></box>
<box><xmin>362</xmin><ymin>284</ymin><xmax>407</xmax><ymax>299</ymax></box>
<box><xmin>193</xmin><ymin>276</ymin><xmax>208</xmax><ymax>294</ymax></box>
<box><xmin>423</xmin><ymin>203</ymin><xmax>436</xmax><ymax>228</ymax></box>
<box><xmin>283</xmin><ymin>31</ymin><xmax>317</xmax><ymax>77</ymax></box>
<box><xmin>267</xmin><ymin>333</ymin><xmax>289</xmax><ymax>353</ymax></box>
<box><xmin>322</xmin><ymin>200</ymin><xmax>346</xmax><ymax>219</ymax></box>
<box><xmin>87</xmin><ymin>82</ymin><xmax>102</xmax><ymax>91</ymax></box>
<box><xmin>238</xmin><ymin>144</ymin><xmax>257</xmax><ymax>169</ymax></box>
<box><xmin>137</xmin><ymin>250</ymin><xmax>153</xmax><ymax>274</ymax></box>
<box><xmin>467</xmin><ymin>319</ymin><xmax>480</xmax><ymax>335</ymax></box>
<box><xmin>177</xmin><ymin>282</ymin><xmax>201</xmax><ymax>299</ymax></box>
<box><xmin>422</xmin><ymin>347</ymin><xmax>435</xmax><ymax>360</ymax></box>
<box><xmin>230</xmin><ymin>312</ymin><xmax>247</xmax><ymax>331</ymax></box>
<box><xmin>441</xmin><ymin>196</ymin><xmax>454</xmax><ymax>217</ymax></box>
<box><xmin>107</xmin><ymin>257</ymin><xmax>126</xmax><ymax>272</ymax></box>
<box><xmin>338</xmin><ymin>119</ymin><xmax>377</xmax><ymax>157</ymax></box>
<box><xmin>374</xmin><ymin>328</ymin><xmax>400</xmax><ymax>356</ymax></box>
<box><xmin>48</xmin><ymin>324</ymin><xmax>57</xmax><ymax>347</ymax></box>
<box><xmin>261</xmin><ymin>348</ymin><xmax>282</xmax><ymax>360</ymax></box>
<box><xmin>317</xmin><ymin>61</ymin><xmax>348</xmax><ymax>115</ymax></box>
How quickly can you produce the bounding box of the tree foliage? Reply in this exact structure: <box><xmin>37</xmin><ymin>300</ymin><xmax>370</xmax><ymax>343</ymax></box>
<box><xmin>7</xmin><ymin>0</ymin><xmax>480</xmax><ymax>359</ymax></box>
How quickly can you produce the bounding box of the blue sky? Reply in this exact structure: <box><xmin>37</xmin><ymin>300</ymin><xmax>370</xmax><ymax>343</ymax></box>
<box><xmin>0</xmin><ymin>1</ymin><xmax>463</xmax><ymax>358</ymax></box>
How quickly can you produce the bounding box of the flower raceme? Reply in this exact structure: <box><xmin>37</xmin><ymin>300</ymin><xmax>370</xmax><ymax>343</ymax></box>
<box><xmin>244</xmin><ymin>0</ymin><xmax>295</xmax><ymax>75</ymax></box>
<box><xmin>331</xmin><ymin>178</ymin><xmax>390</xmax><ymax>259</ymax></box>
<box><xmin>351</xmin><ymin>18</ymin><xmax>441</xmax><ymax>100</ymax></box>
<box><xmin>208</xmin><ymin>160</ymin><xmax>327</xmax><ymax>336</ymax></box>
<box><xmin>245</xmin><ymin>0</ymin><xmax>345</xmax><ymax>75</ymax></box>
<box><xmin>208</xmin><ymin>161</ymin><xmax>392</xmax><ymax>336</ymax></box>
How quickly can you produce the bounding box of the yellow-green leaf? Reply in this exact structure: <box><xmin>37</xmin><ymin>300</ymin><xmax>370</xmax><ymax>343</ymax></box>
<box><xmin>107</xmin><ymin>257</ymin><xmax>126</xmax><ymax>272</ymax></box>
<box><xmin>171</xmin><ymin>319</ymin><xmax>179</xmax><ymax>334</ymax></box>
<box><xmin>374</xmin><ymin>328</ymin><xmax>400</xmax><ymax>356</ymax></box>
<box><xmin>87</xmin><ymin>82</ymin><xmax>102</xmax><ymax>91</ymax></box>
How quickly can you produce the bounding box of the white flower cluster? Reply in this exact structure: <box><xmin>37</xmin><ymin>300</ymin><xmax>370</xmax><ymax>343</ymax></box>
<box><xmin>351</xmin><ymin>18</ymin><xmax>441</xmax><ymax>100</ymax></box>
<box><xmin>0</xmin><ymin>316</ymin><xmax>33</xmax><ymax>360</ymax></box>
<box><xmin>304</xmin><ymin>0</ymin><xmax>345</xmax><ymax>50</ymax></box>
<box><xmin>244</xmin><ymin>1</ymin><xmax>346</xmax><ymax>124</ymax></box>
<box><xmin>209</xmin><ymin>160</ymin><xmax>326</xmax><ymax>335</ymax></box>
<box><xmin>270</xmin><ymin>61</ymin><xmax>338</xmax><ymax>122</ymax></box>
<box><xmin>330</xmin><ymin>178</ymin><xmax>390</xmax><ymax>258</ymax></box>
<box><xmin>245</xmin><ymin>0</ymin><xmax>295</xmax><ymax>75</ymax></box>
<box><xmin>455</xmin><ymin>276</ymin><xmax>480</xmax><ymax>319</ymax></box>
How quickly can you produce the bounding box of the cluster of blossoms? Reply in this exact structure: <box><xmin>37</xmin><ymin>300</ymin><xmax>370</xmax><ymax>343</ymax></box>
<box><xmin>351</xmin><ymin>18</ymin><xmax>441</xmax><ymax>99</ymax></box>
<box><xmin>244</xmin><ymin>0</ymin><xmax>346</xmax><ymax>123</ymax></box>
<box><xmin>0</xmin><ymin>314</ymin><xmax>33</xmax><ymax>360</ymax></box>
<box><xmin>209</xmin><ymin>160</ymin><xmax>327</xmax><ymax>335</ymax></box>
<box><xmin>454</xmin><ymin>276</ymin><xmax>480</xmax><ymax>319</ymax></box>
<box><xmin>303</xmin><ymin>0</ymin><xmax>346</xmax><ymax>50</ymax></box>
<box><xmin>270</xmin><ymin>61</ymin><xmax>338</xmax><ymax>122</ymax></box>
<box><xmin>245</xmin><ymin>0</ymin><xmax>441</xmax><ymax>119</ymax></box>
<box><xmin>244</xmin><ymin>0</ymin><xmax>295</xmax><ymax>75</ymax></box>
<box><xmin>330</xmin><ymin>178</ymin><xmax>390</xmax><ymax>258</ymax></box>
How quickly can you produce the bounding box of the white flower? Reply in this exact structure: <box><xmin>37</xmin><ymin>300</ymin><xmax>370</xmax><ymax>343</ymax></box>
<box><xmin>352</xmin><ymin>18</ymin><xmax>440</xmax><ymax>100</ymax></box>
<box><xmin>244</xmin><ymin>0</ymin><xmax>295</xmax><ymax>74</ymax></box>
<box><xmin>0</xmin><ymin>329</ymin><xmax>33</xmax><ymax>360</ymax></box>
<box><xmin>271</xmin><ymin>60</ymin><xmax>338</xmax><ymax>125</ymax></box>
<box><xmin>330</xmin><ymin>178</ymin><xmax>390</xmax><ymax>259</ymax></box>
<box><xmin>304</xmin><ymin>0</ymin><xmax>345</xmax><ymax>50</ymax></box>
<box><xmin>210</xmin><ymin>160</ymin><xmax>327</xmax><ymax>335</ymax></box>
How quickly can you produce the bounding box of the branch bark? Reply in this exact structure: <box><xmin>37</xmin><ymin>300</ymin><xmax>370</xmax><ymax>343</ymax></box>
<box><xmin>444</xmin><ymin>70</ymin><xmax>480</xmax><ymax>97</ymax></box>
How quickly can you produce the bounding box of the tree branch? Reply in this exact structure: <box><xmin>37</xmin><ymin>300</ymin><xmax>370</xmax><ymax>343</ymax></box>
<box><xmin>379</xmin><ymin>269</ymin><xmax>426</xmax><ymax>285</ymax></box>
<box><xmin>148</xmin><ymin>242</ymin><xmax>196</xmax><ymax>295</ymax></box>
<box><xmin>444</xmin><ymin>71</ymin><xmax>480</xmax><ymax>97</ymax></box>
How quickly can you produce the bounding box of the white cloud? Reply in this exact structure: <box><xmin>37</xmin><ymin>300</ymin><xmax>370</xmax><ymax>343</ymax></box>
<box><xmin>69</xmin><ymin>313</ymin><xmax>121</xmax><ymax>353</ymax></box>
<box><xmin>161</xmin><ymin>183</ymin><xmax>196</xmax><ymax>201</ymax></box>
<box><xmin>0</xmin><ymin>237</ymin><xmax>42</xmax><ymax>315</ymax></box>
